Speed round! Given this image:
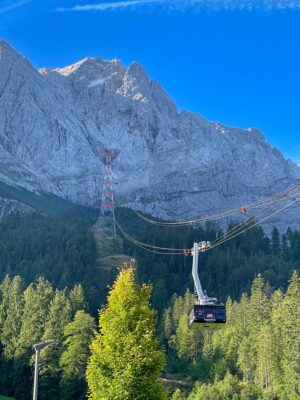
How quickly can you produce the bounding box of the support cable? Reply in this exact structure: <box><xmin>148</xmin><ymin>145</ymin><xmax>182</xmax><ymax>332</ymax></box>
<box><xmin>209</xmin><ymin>196</ymin><xmax>300</xmax><ymax>250</ymax></box>
<box><xmin>116</xmin><ymin>195</ymin><xmax>300</xmax><ymax>255</ymax></box>
<box><xmin>115</xmin><ymin>221</ymin><xmax>185</xmax><ymax>253</ymax></box>
<box><xmin>133</xmin><ymin>183</ymin><xmax>300</xmax><ymax>227</ymax></box>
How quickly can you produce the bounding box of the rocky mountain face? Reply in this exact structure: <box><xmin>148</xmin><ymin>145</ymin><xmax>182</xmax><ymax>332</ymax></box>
<box><xmin>0</xmin><ymin>40</ymin><xmax>299</xmax><ymax>231</ymax></box>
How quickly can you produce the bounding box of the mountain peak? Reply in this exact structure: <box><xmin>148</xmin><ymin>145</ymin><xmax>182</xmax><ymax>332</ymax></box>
<box><xmin>53</xmin><ymin>57</ymin><xmax>103</xmax><ymax>76</ymax></box>
<box><xmin>0</xmin><ymin>39</ymin><xmax>21</xmax><ymax>65</ymax></box>
<box><xmin>0</xmin><ymin>40</ymin><xmax>299</xmax><ymax>232</ymax></box>
<box><xmin>0</xmin><ymin>39</ymin><xmax>15</xmax><ymax>51</ymax></box>
<box><xmin>51</xmin><ymin>56</ymin><xmax>124</xmax><ymax>78</ymax></box>
<box><xmin>128</xmin><ymin>61</ymin><xmax>149</xmax><ymax>81</ymax></box>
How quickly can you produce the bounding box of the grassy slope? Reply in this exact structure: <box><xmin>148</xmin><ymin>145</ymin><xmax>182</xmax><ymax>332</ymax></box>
<box><xmin>91</xmin><ymin>222</ymin><xmax>131</xmax><ymax>296</ymax></box>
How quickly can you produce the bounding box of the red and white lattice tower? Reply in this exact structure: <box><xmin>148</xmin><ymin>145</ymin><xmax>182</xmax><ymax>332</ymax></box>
<box><xmin>100</xmin><ymin>150</ymin><xmax>117</xmax><ymax>236</ymax></box>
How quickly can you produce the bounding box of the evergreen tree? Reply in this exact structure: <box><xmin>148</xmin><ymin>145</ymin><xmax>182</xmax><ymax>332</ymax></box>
<box><xmin>248</xmin><ymin>274</ymin><xmax>270</xmax><ymax>331</ymax></box>
<box><xmin>18</xmin><ymin>277</ymin><xmax>54</xmax><ymax>353</ymax></box>
<box><xmin>270</xmin><ymin>290</ymin><xmax>285</xmax><ymax>394</ymax></box>
<box><xmin>12</xmin><ymin>278</ymin><xmax>54</xmax><ymax>399</ymax></box>
<box><xmin>69</xmin><ymin>284</ymin><xmax>88</xmax><ymax>315</ymax></box>
<box><xmin>255</xmin><ymin>324</ymin><xmax>274</xmax><ymax>392</ymax></box>
<box><xmin>172</xmin><ymin>388</ymin><xmax>186</xmax><ymax>400</ymax></box>
<box><xmin>39</xmin><ymin>290</ymin><xmax>72</xmax><ymax>400</ymax></box>
<box><xmin>1</xmin><ymin>276</ymin><xmax>24</xmax><ymax>358</ymax></box>
<box><xmin>187</xmin><ymin>381</ymin><xmax>222</xmax><ymax>400</ymax></box>
<box><xmin>86</xmin><ymin>267</ymin><xmax>167</xmax><ymax>400</ymax></box>
<box><xmin>280</xmin><ymin>271</ymin><xmax>300</xmax><ymax>399</ymax></box>
<box><xmin>271</xmin><ymin>227</ymin><xmax>280</xmax><ymax>255</ymax></box>
<box><xmin>60</xmin><ymin>310</ymin><xmax>96</xmax><ymax>400</ymax></box>
<box><xmin>0</xmin><ymin>275</ymin><xmax>12</xmax><ymax>346</ymax></box>
<box><xmin>174</xmin><ymin>313</ymin><xmax>201</xmax><ymax>363</ymax></box>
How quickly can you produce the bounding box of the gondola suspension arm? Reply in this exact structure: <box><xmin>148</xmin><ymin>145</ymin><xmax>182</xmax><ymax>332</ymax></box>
<box><xmin>191</xmin><ymin>241</ymin><xmax>217</xmax><ymax>305</ymax></box>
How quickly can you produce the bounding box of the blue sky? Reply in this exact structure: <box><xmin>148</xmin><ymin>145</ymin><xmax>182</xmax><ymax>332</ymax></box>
<box><xmin>0</xmin><ymin>1</ymin><xmax>300</xmax><ymax>164</ymax></box>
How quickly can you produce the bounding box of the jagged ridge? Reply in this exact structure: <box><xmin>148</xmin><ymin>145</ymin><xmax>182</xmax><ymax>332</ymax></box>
<box><xmin>0</xmin><ymin>40</ymin><xmax>299</xmax><ymax>231</ymax></box>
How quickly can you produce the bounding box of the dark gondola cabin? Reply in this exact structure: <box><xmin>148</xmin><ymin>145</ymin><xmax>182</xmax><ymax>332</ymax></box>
<box><xmin>188</xmin><ymin>304</ymin><xmax>226</xmax><ymax>330</ymax></box>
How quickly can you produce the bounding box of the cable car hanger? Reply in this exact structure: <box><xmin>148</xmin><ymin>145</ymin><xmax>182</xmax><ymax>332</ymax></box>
<box><xmin>116</xmin><ymin>196</ymin><xmax>300</xmax><ymax>329</ymax></box>
<box><xmin>188</xmin><ymin>241</ymin><xmax>226</xmax><ymax>329</ymax></box>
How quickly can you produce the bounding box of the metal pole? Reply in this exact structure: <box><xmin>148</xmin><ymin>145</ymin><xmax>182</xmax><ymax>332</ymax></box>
<box><xmin>112</xmin><ymin>207</ymin><xmax>117</xmax><ymax>237</ymax></box>
<box><xmin>32</xmin><ymin>340</ymin><xmax>58</xmax><ymax>400</ymax></box>
<box><xmin>33</xmin><ymin>349</ymin><xmax>39</xmax><ymax>400</ymax></box>
<box><xmin>192</xmin><ymin>242</ymin><xmax>205</xmax><ymax>300</ymax></box>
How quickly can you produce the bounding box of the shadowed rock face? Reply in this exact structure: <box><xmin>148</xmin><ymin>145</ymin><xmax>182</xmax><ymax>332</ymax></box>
<box><xmin>0</xmin><ymin>40</ymin><xmax>299</xmax><ymax>231</ymax></box>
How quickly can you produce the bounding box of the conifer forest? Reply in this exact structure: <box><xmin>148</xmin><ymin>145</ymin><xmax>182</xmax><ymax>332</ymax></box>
<box><xmin>0</xmin><ymin>210</ymin><xmax>299</xmax><ymax>399</ymax></box>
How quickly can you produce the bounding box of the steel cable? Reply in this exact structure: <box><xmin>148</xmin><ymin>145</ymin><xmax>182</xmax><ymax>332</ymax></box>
<box><xmin>133</xmin><ymin>183</ymin><xmax>300</xmax><ymax>227</ymax></box>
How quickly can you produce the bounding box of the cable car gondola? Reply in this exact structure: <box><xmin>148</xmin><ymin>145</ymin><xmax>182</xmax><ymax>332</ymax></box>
<box><xmin>188</xmin><ymin>242</ymin><xmax>226</xmax><ymax>329</ymax></box>
<box><xmin>188</xmin><ymin>303</ymin><xmax>226</xmax><ymax>330</ymax></box>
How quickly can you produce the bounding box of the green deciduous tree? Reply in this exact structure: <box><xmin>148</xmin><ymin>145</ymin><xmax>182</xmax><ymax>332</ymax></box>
<box><xmin>86</xmin><ymin>267</ymin><xmax>167</xmax><ymax>400</ymax></box>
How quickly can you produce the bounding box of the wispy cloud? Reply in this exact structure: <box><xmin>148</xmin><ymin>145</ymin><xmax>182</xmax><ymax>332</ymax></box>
<box><xmin>56</xmin><ymin>0</ymin><xmax>162</xmax><ymax>12</ymax></box>
<box><xmin>56</xmin><ymin>0</ymin><xmax>300</xmax><ymax>13</ymax></box>
<box><xmin>0</xmin><ymin>0</ymin><xmax>32</xmax><ymax>15</ymax></box>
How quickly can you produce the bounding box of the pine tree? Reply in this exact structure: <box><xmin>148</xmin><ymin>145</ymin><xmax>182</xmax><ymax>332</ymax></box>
<box><xmin>174</xmin><ymin>312</ymin><xmax>202</xmax><ymax>362</ymax></box>
<box><xmin>212</xmin><ymin>300</ymin><xmax>239</xmax><ymax>375</ymax></box>
<box><xmin>280</xmin><ymin>271</ymin><xmax>300</xmax><ymax>399</ymax></box>
<box><xmin>0</xmin><ymin>277</ymin><xmax>14</xmax><ymax>395</ymax></box>
<box><xmin>235</xmin><ymin>293</ymin><xmax>249</xmax><ymax>338</ymax></box>
<box><xmin>248</xmin><ymin>274</ymin><xmax>270</xmax><ymax>332</ymax></box>
<box><xmin>216</xmin><ymin>372</ymin><xmax>240</xmax><ymax>399</ymax></box>
<box><xmin>270</xmin><ymin>289</ymin><xmax>284</xmax><ymax>393</ymax></box>
<box><xmin>1</xmin><ymin>276</ymin><xmax>24</xmax><ymax>358</ymax></box>
<box><xmin>255</xmin><ymin>324</ymin><xmax>273</xmax><ymax>392</ymax></box>
<box><xmin>39</xmin><ymin>290</ymin><xmax>72</xmax><ymax>400</ymax></box>
<box><xmin>11</xmin><ymin>278</ymin><xmax>54</xmax><ymax>399</ymax></box>
<box><xmin>69</xmin><ymin>284</ymin><xmax>88</xmax><ymax>315</ymax></box>
<box><xmin>237</xmin><ymin>336</ymin><xmax>254</xmax><ymax>382</ymax></box>
<box><xmin>187</xmin><ymin>381</ymin><xmax>222</xmax><ymax>400</ymax></box>
<box><xmin>18</xmin><ymin>277</ymin><xmax>54</xmax><ymax>353</ymax></box>
<box><xmin>172</xmin><ymin>388</ymin><xmax>185</xmax><ymax>400</ymax></box>
<box><xmin>0</xmin><ymin>275</ymin><xmax>11</xmax><ymax>341</ymax></box>
<box><xmin>163</xmin><ymin>306</ymin><xmax>173</xmax><ymax>341</ymax></box>
<box><xmin>86</xmin><ymin>267</ymin><xmax>167</xmax><ymax>400</ymax></box>
<box><xmin>271</xmin><ymin>227</ymin><xmax>280</xmax><ymax>255</ymax></box>
<box><xmin>60</xmin><ymin>310</ymin><xmax>96</xmax><ymax>400</ymax></box>
<box><xmin>248</xmin><ymin>274</ymin><xmax>270</xmax><ymax>378</ymax></box>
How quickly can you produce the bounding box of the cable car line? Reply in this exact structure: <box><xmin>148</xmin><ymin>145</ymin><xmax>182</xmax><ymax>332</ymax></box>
<box><xmin>115</xmin><ymin>221</ymin><xmax>185</xmax><ymax>253</ymax></box>
<box><xmin>211</xmin><ymin>194</ymin><xmax>300</xmax><ymax>246</ymax></box>
<box><xmin>209</xmin><ymin>201</ymin><xmax>288</xmax><ymax>249</ymax></box>
<box><xmin>116</xmin><ymin>194</ymin><xmax>300</xmax><ymax>255</ymax></box>
<box><xmin>208</xmin><ymin>196</ymin><xmax>300</xmax><ymax>250</ymax></box>
<box><xmin>133</xmin><ymin>183</ymin><xmax>300</xmax><ymax>227</ymax></box>
<box><xmin>134</xmin><ymin>186</ymin><xmax>299</xmax><ymax>227</ymax></box>
<box><xmin>116</xmin><ymin>192</ymin><xmax>300</xmax><ymax>330</ymax></box>
<box><xmin>116</xmin><ymin>184</ymin><xmax>300</xmax><ymax>330</ymax></box>
<box><xmin>133</xmin><ymin>242</ymin><xmax>183</xmax><ymax>255</ymax></box>
<box><xmin>209</xmin><ymin>199</ymin><xmax>281</xmax><ymax>247</ymax></box>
